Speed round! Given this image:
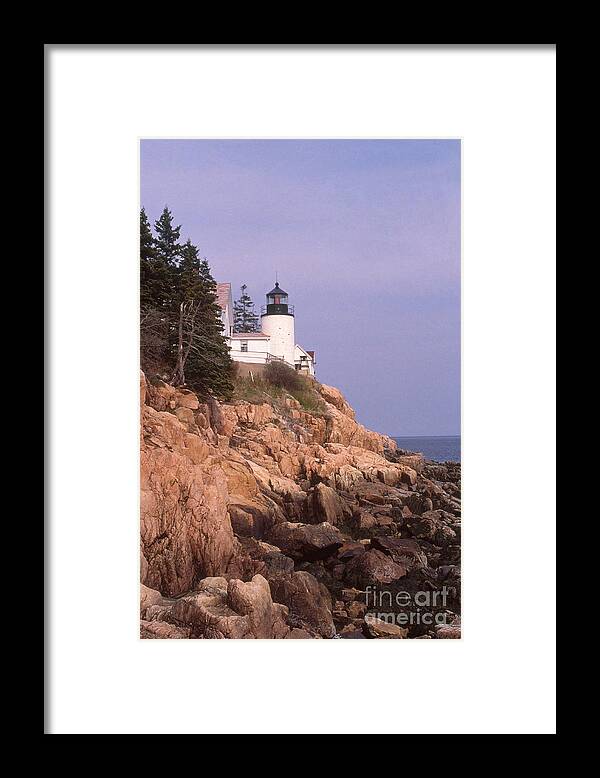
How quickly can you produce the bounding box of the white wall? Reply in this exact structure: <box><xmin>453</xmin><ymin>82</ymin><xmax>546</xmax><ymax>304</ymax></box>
<box><xmin>261</xmin><ymin>314</ymin><xmax>295</xmax><ymax>366</ymax></box>
<box><xmin>294</xmin><ymin>344</ymin><xmax>315</xmax><ymax>376</ymax></box>
<box><xmin>230</xmin><ymin>336</ymin><xmax>270</xmax><ymax>364</ymax></box>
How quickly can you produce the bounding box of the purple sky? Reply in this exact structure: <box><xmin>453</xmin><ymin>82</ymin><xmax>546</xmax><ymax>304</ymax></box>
<box><xmin>141</xmin><ymin>140</ymin><xmax>460</xmax><ymax>436</ymax></box>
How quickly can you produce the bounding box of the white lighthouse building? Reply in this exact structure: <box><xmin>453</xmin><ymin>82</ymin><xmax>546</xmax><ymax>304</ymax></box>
<box><xmin>216</xmin><ymin>280</ymin><xmax>316</xmax><ymax>377</ymax></box>
<box><xmin>260</xmin><ymin>282</ymin><xmax>296</xmax><ymax>365</ymax></box>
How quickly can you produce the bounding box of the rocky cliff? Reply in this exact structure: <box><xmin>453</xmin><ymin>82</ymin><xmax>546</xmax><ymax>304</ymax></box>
<box><xmin>140</xmin><ymin>372</ymin><xmax>461</xmax><ymax>639</ymax></box>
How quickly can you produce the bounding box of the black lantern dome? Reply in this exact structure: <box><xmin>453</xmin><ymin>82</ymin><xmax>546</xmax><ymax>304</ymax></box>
<box><xmin>266</xmin><ymin>281</ymin><xmax>288</xmax><ymax>297</ymax></box>
<box><xmin>262</xmin><ymin>281</ymin><xmax>294</xmax><ymax>317</ymax></box>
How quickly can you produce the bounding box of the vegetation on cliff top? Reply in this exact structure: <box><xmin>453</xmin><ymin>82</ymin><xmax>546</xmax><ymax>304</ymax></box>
<box><xmin>232</xmin><ymin>361</ymin><xmax>328</xmax><ymax>416</ymax></box>
<box><xmin>140</xmin><ymin>206</ymin><xmax>233</xmax><ymax>399</ymax></box>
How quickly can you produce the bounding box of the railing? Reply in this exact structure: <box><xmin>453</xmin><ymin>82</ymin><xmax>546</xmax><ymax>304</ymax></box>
<box><xmin>260</xmin><ymin>304</ymin><xmax>294</xmax><ymax>316</ymax></box>
<box><xmin>230</xmin><ymin>349</ymin><xmax>289</xmax><ymax>366</ymax></box>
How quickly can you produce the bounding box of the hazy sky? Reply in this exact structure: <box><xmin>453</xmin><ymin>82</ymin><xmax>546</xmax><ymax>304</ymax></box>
<box><xmin>141</xmin><ymin>139</ymin><xmax>460</xmax><ymax>436</ymax></box>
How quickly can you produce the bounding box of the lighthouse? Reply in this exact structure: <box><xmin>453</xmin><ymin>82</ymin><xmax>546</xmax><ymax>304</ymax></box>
<box><xmin>218</xmin><ymin>279</ymin><xmax>315</xmax><ymax>376</ymax></box>
<box><xmin>260</xmin><ymin>281</ymin><xmax>296</xmax><ymax>366</ymax></box>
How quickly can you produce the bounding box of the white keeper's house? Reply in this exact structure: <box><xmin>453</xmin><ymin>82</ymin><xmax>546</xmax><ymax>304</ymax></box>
<box><xmin>216</xmin><ymin>281</ymin><xmax>316</xmax><ymax>377</ymax></box>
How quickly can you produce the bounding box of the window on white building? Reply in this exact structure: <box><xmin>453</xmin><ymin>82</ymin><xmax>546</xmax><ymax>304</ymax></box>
<box><xmin>241</xmin><ymin>341</ymin><xmax>248</xmax><ymax>353</ymax></box>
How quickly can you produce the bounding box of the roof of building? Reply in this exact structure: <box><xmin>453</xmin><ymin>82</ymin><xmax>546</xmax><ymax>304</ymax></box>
<box><xmin>215</xmin><ymin>282</ymin><xmax>231</xmax><ymax>310</ymax></box>
<box><xmin>295</xmin><ymin>344</ymin><xmax>315</xmax><ymax>360</ymax></box>
<box><xmin>266</xmin><ymin>281</ymin><xmax>288</xmax><ymax>297</ymax></box>
<box><xmin>231</xmin><ymin>332</ymin><xmax>270</xmax><ymax>339</ymax></box>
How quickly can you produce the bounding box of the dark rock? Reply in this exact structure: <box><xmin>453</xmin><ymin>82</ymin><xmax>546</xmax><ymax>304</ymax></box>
<box><xmin>344</xmin><ymin>549</ymin><xmax>407</xmax><ymax>588</ymax></box>
<box><xmin>308</xmin><ymin>482</ymin><xmax>353</xmax><ymax>526</ymax></box>
<box><xmin>370</xmin><ymin>537</ymin><xmax>428</xmax><ymax>571</ymax></box>
<box><xmin>404</xmin><ymin>510</ymin><xmax>458</xmax><ymax>545</ymax></box>
<box><xmin>338</xmin><ymin>628</ymin><xmax>367</xmax><ymax>639</ymax></box>
<box><xmin>337</xmin><ymin>541</ymin><xmax>366</xmax><ymax>562</ymax></box>
<box><xmin>267</xmin><ymin>521</ymin><xmax>344</xmax><ymax>562</ymax></box>
<box><xmin>268</xmin><ymin>570</ymin><xmax>335</xmax><ymax>638</ymax></box>
<box><xmin>363</xmin><ymin>614</ymin><xmax>408</xmax><ymax>639</ymax></box>
<box><xmin>341</xmin><ymin>587</ymin><xmax>365</xmax><ymax>603</ymax></box>
<box><xmin>237</xmin><ymin>536</ymin><xmax>295</xmax><ymax>577</ymax></box>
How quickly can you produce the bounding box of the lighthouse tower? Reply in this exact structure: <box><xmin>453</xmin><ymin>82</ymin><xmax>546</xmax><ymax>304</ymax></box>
<box><xmin>261</xmin><ymin>281</ymin><xmax>295</xmax><ymax>366</ymax></box>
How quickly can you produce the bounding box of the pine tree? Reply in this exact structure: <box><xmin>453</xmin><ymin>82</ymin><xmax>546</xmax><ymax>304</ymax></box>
<box><xmin>140</xmin><ymin>207</ymin><xmax>168</xmax><ymax>310</ymax></box>
<box><xmin>139</xmin><ymin>206</ymin><xmax>233</xmax><ymax>398</ymax></box>
<box><xmin>152</xmin><ymin>207</ymin><xmax>183</xmax><ymax>367</ymax></box>
<box><xmin>140</xmin><ymin>207</ymin><xmax>169</xmax><ymax>372</ymax></box>
<box><xmin>140</xmin><ymin>207</ymin><xmax>154</xmax><ymax>262</ymax></box>
<box><xmin>233</xmin><ymin>284</ymin><xmax>260</xmax><ymax>332</ymax></box>
<box><xmin>153</xmin><ymin>206</ymin><xmax>182</xmax><ymax>268</ymax></box>
<box><xmin>177</xmin><ymin>239</ymin><xmax>204</xmax><ymax>299</ymax></box>
<box><xmin>189</xmin><ymin>256</ymin><xmax>234</xmax><ymax>399</ymax></box>
<box><xmin>170</xmin><ymin>240</ymin><xmax>233</xmax><ymax>399</ymax></box>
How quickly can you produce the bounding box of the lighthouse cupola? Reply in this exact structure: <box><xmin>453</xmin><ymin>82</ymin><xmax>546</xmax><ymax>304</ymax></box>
<box><xmin>264</xmin><ymin>282</ymin><xmax>294</xmax><ymax>316</ymax></box>
<box><xmin>261</xmin><ymin>280</ymin><xmax>296</xmax><ymax>366</ymax></box>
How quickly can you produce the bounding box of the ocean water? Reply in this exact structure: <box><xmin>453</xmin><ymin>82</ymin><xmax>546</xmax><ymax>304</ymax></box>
<box><xmin>392</xmin><ymin>436</ymin><xmax>461</xmax><ymax>463</ymax></box>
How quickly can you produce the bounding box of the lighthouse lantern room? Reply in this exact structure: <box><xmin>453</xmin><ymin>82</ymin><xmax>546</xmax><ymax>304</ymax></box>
<box><xmin>263</xmin><ymin>282</ymin><xmax>294</xmax><ymax>316</ymax></box>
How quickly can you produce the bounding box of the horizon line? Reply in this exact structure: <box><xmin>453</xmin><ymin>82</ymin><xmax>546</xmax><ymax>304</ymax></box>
<box><xmin>391</xmin><ymin>434</ymin><xmax>461</xmax><ymax>439</ymax></box>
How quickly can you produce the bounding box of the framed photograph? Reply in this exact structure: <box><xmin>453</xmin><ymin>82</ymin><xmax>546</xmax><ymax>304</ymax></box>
<box><xmin>46</xmin><ymin>44</ymin><xmax>556</xmax><ymax>734</ymax></box>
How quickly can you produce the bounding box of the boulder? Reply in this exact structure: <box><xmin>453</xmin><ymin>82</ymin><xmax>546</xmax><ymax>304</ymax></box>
<box><xmin>344</xmin><ymin>549</ymin><xmax>407</xmax><ymax>588</ymax></box>
<box><xmin>341</xmin><ymin>587</ymin><xmax>365</xmax><ymax>603</ymax></box>
<box><xmin>355</xmin><ymin>511</ymin><xmax>395</xmax><ymax>535</ymax></box>
<box><xmin>318</xmin><ymin>384</ymin><xmax>356</xmax><ymax>419</ymax></box>
<box><xmin>174</xmin><ymin>389</ymin><xmax>200</xmax><ymax>410</ymax></box>
<box><xmin>370</xmin><ymin>537</ymin><xmax>428</xmax><ymax>571</ymax></box>
<box><xmin>237</xmin><ymin>536</ymin><xmax>295</xmax><ymax>577</ymax></box>
<box><xmin>405</xmin><ymin>510</ymin><xmax>457</xmax><ymax>546</ymax></box>
<box><xmin>269</xmin><ymin>570</ymin><xmax>334</xmax><ymax>638</ymax></box>
<box><xmin>174</xmin><ymin>406</ymin><xmax>198</xmax><ymax>432</ymax></box>
<box><xmin>227</xmin><ymin>575</ymin><xmax>277</xmax><ymax>639</ymax></box>
<box><xmin>339</xmin><ymin>628</ymin><xmax>367</xmax><ymax>639</ymax></box>
<box><xmin>309</xmin><ymin>482</ymin><xmax>351</xmax><ymax>526</ymax></box>
<box><xmin>286</xmin><ymin>628</ymin><xmax>317</xmax><ymax>639</ymax></box>
<box><xmin>363</xmin><ymin>614</ymin><xmax>408</xmax><ymax>639</ymax></box>
<box><xmin>356</xmin><ymin>511</ymin><xmax>378</xmax><ymax>532</ymax></box>
<box><xmin>267</xmin><ymin>521</ymin><xmax>344</xmax><ymax>562</ymax></box>
<box><xmin>337</xmin><ymin>541</ymin><xmax>366</xmax><ymax>562</ymax></box>
<box><xmin>227</xmin><ymin>497</ymin><xmax>283</xmax><ymax>539</ymax></box>
<box><xmin>347</xmin><ymin>601</ymin><xmax>367</xmax><ymax>619</ymax></box>
<box><xmin>436</xmin><ymin>624</ymin><xmax>461</xmax><ymax>639</ymax></box>
<box><xmin>140</xmin><ymin>584</ymin><xmax>165</xmax><ymax>614</ymax></box>
<box><xmin>162</xmin><ymin>574</ymin><xmax>292</xmax><ymax>639</ymax></box>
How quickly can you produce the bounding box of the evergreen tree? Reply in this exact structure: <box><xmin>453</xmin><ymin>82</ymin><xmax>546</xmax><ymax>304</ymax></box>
<box><xmin>140</xmin><ymin>207</ymin><xmax>169</xmax><ymax>372</ymax></box>
<box><xmin>177</xmin><ymin>239</ymin><xmax>204</xmax><ymax>299</ymax></box>
<box><xmin>139</xmin><ymin>206</ymin><xmax>233</xmax><ymax>398</ymax></box>
<box><xmin>153</xmin><ymin>205</ymin><xmax>182</xmax><ymax>267</ymax></box>
<box><xmin>233</xmin><ymin>284</ymin><xmax>260</xmax><ymax>332</ymax></box>
<box><xmin>140</xmin><ymin>207</ymin><xmax>168</xmax><ymax>310</ymax></box>
<box><xmin>140</xmin><ymin>207</ymin><xmax>154</xmax><ymax>262</ymax></box>
<box><xmin>153</xmin><ymin>207</ymin><xmax>183</xmax><ymax>366</ymax></box>
<box><xmin>170</xmin><ymin>240</ymin><xmax>233</xmax><ymax>399</ymax></box>
<box><xmin>188</xmin><ymin>256</ymin><xmax>234</xmax><ymax>399</ymax></box>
